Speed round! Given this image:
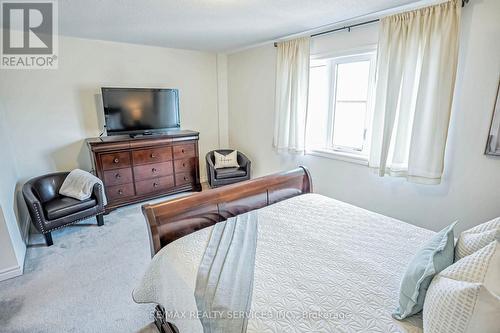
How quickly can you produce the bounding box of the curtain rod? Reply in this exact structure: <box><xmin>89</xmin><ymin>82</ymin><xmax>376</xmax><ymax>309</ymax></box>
<box><xmin>311</xmin><ymin>18</ymin><xmax>379</xmax><ymax>38</ymax></box>
<box><xmin>274</xmin><ymin>0</ymin><xmax>469</xmax><ymax>47</ymax></box>
<box><xmin>273</xmin><ymin>18</ymin><xmax>378</xmax><ymax>47</ymax></box>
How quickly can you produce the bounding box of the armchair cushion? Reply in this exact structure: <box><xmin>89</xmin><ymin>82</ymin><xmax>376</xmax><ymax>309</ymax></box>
<box><xmin>215</xmin><ymin>167</ymin><xmax>247</xmax><ymax>179</ymax></box>
<box><xmin>214</xmin><ymin>150</ymin><xmax>239</xmax><ymax>169</ymax></box>
<box><xmin>44</xmin><ymin>196</ymin><xmax>97</xmax><ymax>220</ymax></box>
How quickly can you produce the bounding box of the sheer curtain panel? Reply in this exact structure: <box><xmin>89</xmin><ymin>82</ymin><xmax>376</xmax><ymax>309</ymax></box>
<box><xmin>369</xmin><ymin>0</ymin><xmax>461</xmax><ymax>184</ymax></box>
<box><xmin>273</xmin><ymin>37</ymin><xmax>310</xmax><ymax>153</ymax></box>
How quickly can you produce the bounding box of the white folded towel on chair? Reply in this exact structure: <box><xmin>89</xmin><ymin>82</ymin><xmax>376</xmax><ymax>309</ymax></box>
<box><xmin>59</xmin><ymin>169</ymin><xmax>107</xmax><ymax>205</ymax></box>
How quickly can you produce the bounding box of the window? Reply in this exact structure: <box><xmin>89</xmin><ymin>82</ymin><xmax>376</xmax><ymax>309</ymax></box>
<box><xmin>306</xmin><ymin>50</ymin><xmax>376</xmax><ymax>160</ymax></box>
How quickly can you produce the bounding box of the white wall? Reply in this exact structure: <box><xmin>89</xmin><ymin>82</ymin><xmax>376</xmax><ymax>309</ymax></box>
<box><xmin>0</xmin><ymin>36</ymin><xmax>222</xmax><ymax>279</ymax></box>
<box><xmin>0</xmin><ymin>36</ymin><xmax>220</xmax><ymax>181</ymax></box>
<box><xmin>227</xmin><ymin>0</ymin><xmax>500</xmax><ymax>233</ymax></box>
<box><xmin>0</xmin><ymin>102</ymin><xmax>26</xmax><ymax>280</ymax></box>
<box><xmin>217</xmin><ymin>54</ymin><xmax>230</xmax><ymax>148</ymax></box>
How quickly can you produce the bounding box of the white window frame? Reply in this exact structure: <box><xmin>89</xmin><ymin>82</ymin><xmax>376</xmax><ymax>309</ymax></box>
<box><xmin>307</xmin><ymin>47</ymin><xmax>376</xmax><ymax>165</ymax></box>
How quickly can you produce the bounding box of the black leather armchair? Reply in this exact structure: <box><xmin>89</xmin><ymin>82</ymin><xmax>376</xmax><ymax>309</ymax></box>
<box><xmin>22</xmin><ymin>172</ymin><xmax>105</xmax><ymax>246</ymax></box>
<box><xmin>206</xmin><ymin>150</ymin><xmax>251</xmax><ymax>188</ymax></box>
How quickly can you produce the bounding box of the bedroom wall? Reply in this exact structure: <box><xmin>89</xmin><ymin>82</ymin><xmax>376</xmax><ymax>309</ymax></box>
<box><xmin>0</xmin><ymin>36</ymin><xmax>222</xmax><ymax>279</ymax></box>
<box><xmin>0</xmin><ymin>36</ymin><xmax>220</xmax><ymax>182</ymax></box>
<box><xmin>217</xmin><ymin>54</ymin><xmax>230</xmax><ymax>148</ymax></box>
<box><xmin>227</xmin><ymin>0</ymin><xmax>500</xmax><ymax>233</ymax></box>
<box><xmin>0</xmin><ymin>102</ymin><xmax>26</xmax><ymax>280</ymax></box>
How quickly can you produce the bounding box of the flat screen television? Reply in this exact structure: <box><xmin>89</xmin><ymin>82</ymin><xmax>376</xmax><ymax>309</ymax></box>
<box><xmin>102</xmin><ymin>87</ymin><xmax>180</xmax><ymax>136</ymax></box>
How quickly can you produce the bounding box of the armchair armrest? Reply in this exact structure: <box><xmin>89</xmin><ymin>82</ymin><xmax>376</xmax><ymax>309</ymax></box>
<box><xmin>237</xmin><ymin>152</ymin><xmax>251</xmax><ymax>177</ymax></box>
<box><xmin>244</xmin><ymin>160</ymin><xmax>251</xmax><ymax>177</ymax></box>
<box><xmin>236</xmin><ymin>152</ymin><xmax>249</xmax><ymax>166</ymax></box>
<box><xmin>205</xmin><ymin>153</ymin><xmax>217</xmax><ymax>180</ymax></box>
<box><xmin>92</xmin><ymin>183</ymin><xmax>106</xmax><ymax>211</ymax></box>
<box><xmin>22</xmin><ymin>185</ymin><xmax>48</xmax><ymax>233</ymax></box>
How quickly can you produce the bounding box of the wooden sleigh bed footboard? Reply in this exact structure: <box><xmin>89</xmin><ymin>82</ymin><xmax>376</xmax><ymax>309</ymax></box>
<box><xmin>142</xmin><ymin>166</ymin><xmax>313</xmax><ymax>256</ymax></box>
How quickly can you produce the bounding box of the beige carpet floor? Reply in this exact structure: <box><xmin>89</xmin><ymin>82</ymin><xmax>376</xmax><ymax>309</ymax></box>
<box><xmin>0</xmin><ymin>194</ymin><xmax>190</xmax><ymax>333</ymax></box>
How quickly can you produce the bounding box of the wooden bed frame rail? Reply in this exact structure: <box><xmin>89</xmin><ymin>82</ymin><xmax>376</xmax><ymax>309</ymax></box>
<box><xmin>142</xmin><ymin>166</ymin><xmax>313</xmax><ymax>256</ymax></box>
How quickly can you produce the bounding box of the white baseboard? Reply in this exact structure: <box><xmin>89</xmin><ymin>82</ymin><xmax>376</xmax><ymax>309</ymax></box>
<box><xmin>0</xmin><ymin>265</ymin><xmax>23</xmax><ymax>282</ymax></box>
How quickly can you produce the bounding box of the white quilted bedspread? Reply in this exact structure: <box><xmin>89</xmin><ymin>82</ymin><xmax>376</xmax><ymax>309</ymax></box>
<box><xmin>134</xmin><ymin>194</ymin><xmax>435</xmax><ymax>333</ymax></box>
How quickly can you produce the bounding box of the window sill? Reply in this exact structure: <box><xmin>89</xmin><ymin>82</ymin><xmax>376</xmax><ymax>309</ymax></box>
<box><xmin>305</xmin><ymin>148</ymin><xmax>369</xmax><ymax>166</ymax></box>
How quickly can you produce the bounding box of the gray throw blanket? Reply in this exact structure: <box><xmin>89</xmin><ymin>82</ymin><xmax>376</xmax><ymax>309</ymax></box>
<box><xmin>194</xmin><ymin>211</ymin><xmax>259</xmax><ymax>333</ymax></box>
<box><xmin>59</xmin><ymin>169</ymin><xmax>107</xmax><ymax>205</ymax></box>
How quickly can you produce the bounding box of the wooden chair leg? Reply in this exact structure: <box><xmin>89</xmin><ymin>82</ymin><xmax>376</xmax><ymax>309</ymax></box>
<box><xmin>44</xmin><ymin>232</ymin><xmax>53</xmax><ymax>246</ymax></box>
<box><xmin>96</xmin><ymin>214</ymin><xmax>104</xmax><ymax>226</ymax></box>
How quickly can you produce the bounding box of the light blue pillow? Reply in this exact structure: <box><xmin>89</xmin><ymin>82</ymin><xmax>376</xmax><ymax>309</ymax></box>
<box><xmin>393</xmin><ymin>222</ymin><xmax>456</xmax><ymax>320</ymax></box>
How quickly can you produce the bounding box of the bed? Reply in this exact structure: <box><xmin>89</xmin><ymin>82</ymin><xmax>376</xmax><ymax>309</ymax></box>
<box><xmin>135</xmin><ymin>167</ymin><xmax>434</xmax><ymax>333</ymax></box>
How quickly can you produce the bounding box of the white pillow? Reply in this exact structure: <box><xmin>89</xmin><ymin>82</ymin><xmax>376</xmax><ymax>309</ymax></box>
<box><xmin>423</xmin><ymin>240</ymin><xmax>500</xmax><ymax>333</ymax></box>
<box><xmin>455</xmin><ymin>217</ymin><xmax>499</xmax><ymax>261</ymax></box>
<box><xmin>214</xmin><ymin>150</ymin><xmax>239</xmax><ymax>169</ymax></box>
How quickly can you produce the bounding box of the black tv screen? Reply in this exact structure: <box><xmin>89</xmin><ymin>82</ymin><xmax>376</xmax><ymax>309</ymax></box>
<box><xmin>102</xmin><ymin>87</ymin><xmax>180</xmax><ymax>136</ymax></box>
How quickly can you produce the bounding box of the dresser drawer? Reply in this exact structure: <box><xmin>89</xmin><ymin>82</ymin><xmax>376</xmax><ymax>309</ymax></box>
<box><xmin>132</xmin><ymin>147</ymin><xmax>172</xmax><ymax>165</ymax></box>
<box><xmin>134</xmin><ymin>162</ymin><xmax>173</xmax><ymax>181</ymax></box>
<box><xmin>135</xmin><ymin>176</ymin><xmax>174</xmax><ymax>195</ymax></box>
<box><xmin>174</xmin><ymin>158</ymin><xmax>196</xmax><ymax>174</ymax></box>
<box><xmin>103</xmin><ymin>168</ymin><xmax>133</xmax><ymax>186</ymax></box>
<box><xmin>106</xmin><ymin>183</ymin><xmax>135</xmax><ymax>202</ymax></box>
<box><xmin>175</xmin><ymin>172</ymin><xmax>195</xmax><ymax>186</ymax></box>
<box><xmin>101</xmin><ymin>152</ymin><xmax>131</xmax><ymax>170</ymax></box>
<box><xmin>173</xmin><ymin>144</ymin><xmax>196</xmax><ymax>160</ymax></box>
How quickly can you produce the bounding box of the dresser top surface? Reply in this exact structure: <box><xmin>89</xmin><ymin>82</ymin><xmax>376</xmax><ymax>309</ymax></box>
<box><xmin>86</xmin><ymin>129</ymin><xmax>199</xmax><ymax>146</ymax></box>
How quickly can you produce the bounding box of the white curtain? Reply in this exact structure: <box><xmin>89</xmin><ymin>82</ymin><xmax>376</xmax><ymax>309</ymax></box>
<box><xmin>369</xmin><ymin>0</ymin><xmax>461</xmax><ymax>184</ymax></box>
<box><xmin>273</xmin><ymin>37</ymin><xmax>310</xmax><ymax>153</ymax></box>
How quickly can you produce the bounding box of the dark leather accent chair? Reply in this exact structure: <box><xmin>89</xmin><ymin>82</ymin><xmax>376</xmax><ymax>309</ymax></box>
<box><xmin>206</xmin><ymin>150</ymin><xmax>251</xmax><ymax>188</ymax></box>
<box><xmin>22</xmin><ymin>172</ymin><xmax>105</xmax><ymax>246</ymax></box>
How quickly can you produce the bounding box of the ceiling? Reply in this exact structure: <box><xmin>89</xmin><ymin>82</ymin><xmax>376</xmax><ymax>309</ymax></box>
<box><xmin>59</xmin><ymin>0</ymin><xmax>420</xmax><ymax>52</ymax></box>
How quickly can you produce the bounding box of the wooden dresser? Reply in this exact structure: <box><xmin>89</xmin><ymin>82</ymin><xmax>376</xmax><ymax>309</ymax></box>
<box><xmin>86</xmin><ymin>130</ymin><xmax>201</xmax><ymax>212</ymax></box>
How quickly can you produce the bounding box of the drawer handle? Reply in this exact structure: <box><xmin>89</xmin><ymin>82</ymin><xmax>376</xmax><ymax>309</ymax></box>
<box><xmin>118</xmin><ymin>189</ymin><xmax>123</xmax><ymax>195</ymax></box>
<box><xmin>113</xmin><ymin>158</ymin><xmax>120</xmax><ymax>164</ymax></box>
<box><xmin>153</xmin><ymin>182</ymin><xmax>159</xmax><ymax>188</ymax></box>
<box><xmin>152</xmin><ymin>168</ymin><xmax>157</xmax><ymax>173</ymax></box>
<box><xmin>115</xmin><ymin>173</ymin><xmax>121</xmax><ymax>179</ymax></box>
<box><xmin>182</xmin><ymin>163</ymin><xmax>186</xmax><ymax>167</ymax></box>
<box><xmin>183</xmin><ymin>176</ymin><xmax>188</xmax><ymax>181</ymax></box>
<box><xmin>181</xmin><ymin>149</ymin><xmax>185</xmax><ymax>153</ymax></box>
<box><xmin>150</xmin><ymin>153</ymin><xmax>156</xmax><ymax>158</ymax></box>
